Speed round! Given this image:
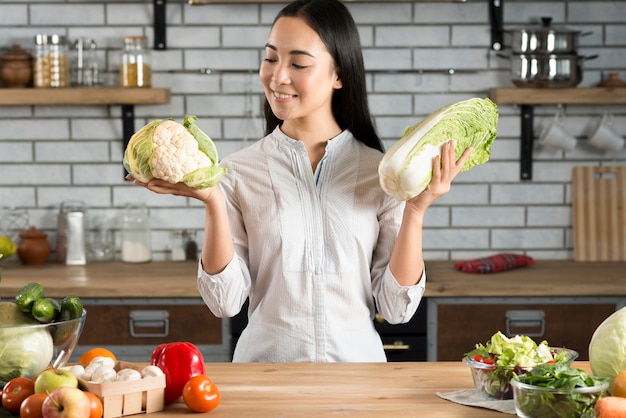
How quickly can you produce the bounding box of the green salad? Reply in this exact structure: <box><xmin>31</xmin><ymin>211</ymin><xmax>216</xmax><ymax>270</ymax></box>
<box><xmin>512</xmin><ymin>363</ymin><xmax>608</xmax><ymax>418</ymax></box>
<box><xmin>464</xmin><ymin>331</ymin><xmax>575</xmax><ymax>399</ymax></box>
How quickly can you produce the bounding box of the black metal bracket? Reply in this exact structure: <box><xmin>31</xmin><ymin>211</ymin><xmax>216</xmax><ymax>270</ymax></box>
<box><xmin>489</xmin><ymin>0</ymin><xmax>504</xmax><ymax>50</ymax></box>
<box><xmin>154</xmin><ymin>0</ymin><xmax>167</xmax><ymax>50</ymax></box>
<box><xmin>122</xmin><ymin>104</ymin><xmax>135</xmax><ymax>178</ymax></box>
<box><xmin>520</xmin><ymin>105</ymin><xmax>534</xmax><ymax>180</ymax></box>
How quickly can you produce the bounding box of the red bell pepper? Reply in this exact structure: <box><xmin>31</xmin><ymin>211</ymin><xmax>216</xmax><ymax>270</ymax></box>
<box><xmin>150</xmin><ymin>342</ymin><xmax>206</xmax><ymax>404</ymax></box>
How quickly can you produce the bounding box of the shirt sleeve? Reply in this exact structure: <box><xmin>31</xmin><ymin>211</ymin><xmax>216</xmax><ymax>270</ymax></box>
<box><xmin>374</xmin><ymin>265</ymin><xmax>425</xmax><ymax>324</ymax></box>
<box><xmin>197</xmin><ymin>255</ymin><xmax>251</xmax><ymax>318</ymax></box>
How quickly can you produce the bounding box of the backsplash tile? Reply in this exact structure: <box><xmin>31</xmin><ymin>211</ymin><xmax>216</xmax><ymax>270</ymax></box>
<box><xmin>0</xmin><ymin>0</ymin><xmax>624</xmax><ymax>262</ymax></box>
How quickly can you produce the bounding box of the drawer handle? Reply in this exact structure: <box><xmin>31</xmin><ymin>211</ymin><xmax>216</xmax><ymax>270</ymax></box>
<box><xmin>506</xmin><ymin>310</ymin><xmax>545</xmax><ymax>338</ymax></box>
<box><xmin>383</xmin><ymin>340</ymin><xmax>411</xmax><ymax>351</ymax></box>
<box><xmin>129</xmin><ymin>310</ymin><xmax>170</xmax><ymax>338</ymax></box>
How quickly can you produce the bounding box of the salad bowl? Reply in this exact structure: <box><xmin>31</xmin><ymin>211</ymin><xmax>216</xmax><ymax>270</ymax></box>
<box><xmin>463</xmin><ymin>332</ymin><xmax>578</xmax><ymax>400</ymax></box>
<box><xmin>511</xmin><ymin>363</ymin><xmax>608</xmax><ymax>418</ymax></box>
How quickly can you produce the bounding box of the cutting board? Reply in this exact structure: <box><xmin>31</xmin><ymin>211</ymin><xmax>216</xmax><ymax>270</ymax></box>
<box><xmin>572</xmin><ymin>166</ymin><xmax>626</xmax><ymax>261</ymax></box>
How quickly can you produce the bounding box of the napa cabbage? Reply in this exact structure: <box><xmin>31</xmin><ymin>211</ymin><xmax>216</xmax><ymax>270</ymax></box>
<box><xmin>378</xmin><ymin>97</ymin><xmax>498</xmax><ymax>201</ymax></box>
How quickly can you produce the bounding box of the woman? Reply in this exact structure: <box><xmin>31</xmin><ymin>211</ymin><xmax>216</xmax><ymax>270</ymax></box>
<box><xmin>131</xmin><ymin>0</ymin><xmax>471</xmax><ymax>362</ymax></box>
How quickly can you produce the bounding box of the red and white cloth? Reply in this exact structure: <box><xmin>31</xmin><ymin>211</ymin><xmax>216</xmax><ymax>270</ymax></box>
<box><xmin>454</xmin><ymin>253</ymin><xmax>535</xmax><ymax>274</ymax></box>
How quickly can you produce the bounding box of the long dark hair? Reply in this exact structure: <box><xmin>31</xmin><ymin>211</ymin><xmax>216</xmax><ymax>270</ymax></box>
<box><xmin>262</xmin><ymin>0</ymin><xmax>384</xmax><ymax>152</ymax></box>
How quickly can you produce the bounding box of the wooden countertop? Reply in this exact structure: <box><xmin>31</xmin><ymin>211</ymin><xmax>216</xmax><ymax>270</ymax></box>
<box><xmin>0</xmin><ymin>261</ymin><xmax>200</xmax><ymax>298</ymax></box>
<box><xmin>151</xmin><ymin>361</ymin><xmax>592</xmax><ymax>417</ymax></box>
<box><xmin>1</xmin><ymin>260</ymin><xmax>625</xmax><ymax>299</ymax></box>
<box><xmin>425</xmin><ymin>260</ymin><xmax>626</xmax><ymax>297</ymax></box>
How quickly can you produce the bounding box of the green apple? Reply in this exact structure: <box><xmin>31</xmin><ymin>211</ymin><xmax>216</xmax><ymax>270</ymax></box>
<box><xmin>34</xmin><ymin>369</ymin><xmax>78</xmax><ymax>394</ymax></box>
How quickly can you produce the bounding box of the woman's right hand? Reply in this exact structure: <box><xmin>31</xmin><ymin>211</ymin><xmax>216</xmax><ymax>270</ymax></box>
<box><xmin>126</xmin><ymin>175</ymin><xmax>219</xmax><ymax>204</ymax></box>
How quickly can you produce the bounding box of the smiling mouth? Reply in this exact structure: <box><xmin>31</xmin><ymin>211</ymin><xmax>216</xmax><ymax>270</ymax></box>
<box><xmin>273</xmin><ymin>91</ymin><xmax>296</xmax><ymax>100</ymax></box>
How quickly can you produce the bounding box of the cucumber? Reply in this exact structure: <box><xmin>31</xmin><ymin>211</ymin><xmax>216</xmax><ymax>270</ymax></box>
<box><xmin>14</xmin><ymin>282</ymin><xmax>45</xmax><ymax>313</ymax></box>
<box><xmin>60</xmin><ymin>296</ymin><xmax>84</xmax><ymax>321</ymax></box>
<box><xmin>31</xmin><ymin>297</ymin><xmax>61</xmax><ymax>323</ymax></box>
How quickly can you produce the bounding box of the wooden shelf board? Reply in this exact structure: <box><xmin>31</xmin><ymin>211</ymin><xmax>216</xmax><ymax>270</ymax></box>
<box><xmin>489</xmin><ymin>87</ymin><xmax>626</xmax><ymax>105</ymax></box>
<box><xmin>0</xmin><ymin>87</ymin><xmax>170</xmax><ymax>106</ymax></box>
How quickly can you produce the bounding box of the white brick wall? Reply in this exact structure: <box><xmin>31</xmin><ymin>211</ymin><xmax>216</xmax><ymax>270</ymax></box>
<box><xmin>0</xmin><ymin>0</ymin><xmax>624</xmax><ymax>262</ymax></box>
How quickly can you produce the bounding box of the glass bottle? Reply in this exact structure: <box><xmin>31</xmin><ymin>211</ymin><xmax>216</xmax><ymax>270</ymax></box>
<box><xmin>33</xmin><ymin>34</ymin><xmax>50</xmax><ymax>88</ymax></box>
<box><xmin>120</xmin><ymin>36</ymin><xmax>151</xmax><ymax>88</ymax></box>
<box><xmin>48</xmin><ymin>34</ymin><xmax>69</xmax><ymax>87</ymax></box>
<box><xmin>169</xmin><ymin>230</ymin><xmax>185</xmax><ymax>261</ymax></box>
<box><xmin>121</xmin><ymin>203</ymin><xmax>151</xmax><ymax>263</ymax></box>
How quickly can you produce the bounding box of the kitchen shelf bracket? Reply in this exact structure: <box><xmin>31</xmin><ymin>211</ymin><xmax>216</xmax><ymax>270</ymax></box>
<box><xmin>520</xmin><ymin>105</ymin><xmax>534</xmax><ymax>180</ymax></box>
<box><xmin>489</xmin><ymin>0</ymin><xmax>504</xmax><ymax>50</ymax></box>
<box><xmin>122</xmin><ymin>104</ymin><xmax>135</xmax><ymax>177</ymax></box>
<box><xmin>154</xmin><ymin>0</ymin><xmax>167</xmax><ymax>50</ymax></box>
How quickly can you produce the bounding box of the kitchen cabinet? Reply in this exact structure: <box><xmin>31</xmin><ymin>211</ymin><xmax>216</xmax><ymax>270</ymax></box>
<box><xmin>488</xmin><ymin>87</ymin><xmax>626</xmax><ymax>180</ymax></box>
<box><xmin>76</xmin><ymin>298</ymin><xmax>228</xmax><ymax>362</ymax></box>
<box><xmin>428</xmin><ymin>297</ymin><xmax>622</xmax><ymax>361</ymax></box>
<box><xmin>423</xmin><ymin>260</ymin><xmax>626</xmax><ymax>361</ymax></box>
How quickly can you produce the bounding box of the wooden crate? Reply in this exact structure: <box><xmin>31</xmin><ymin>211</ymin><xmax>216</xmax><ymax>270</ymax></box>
<box><xmin>79</xmin><ymin>361</ymin><xmax>165</xmax><ymax>418</ymax></box>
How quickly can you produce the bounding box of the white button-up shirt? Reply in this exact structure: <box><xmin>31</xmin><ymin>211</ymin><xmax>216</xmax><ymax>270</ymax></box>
<box><xmin>198</xmin><ymin>127</ymin><xmax>425</xmax><ymax>362</ymax></box>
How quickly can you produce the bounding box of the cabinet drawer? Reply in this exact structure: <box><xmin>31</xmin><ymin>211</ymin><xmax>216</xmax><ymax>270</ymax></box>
<box><xmin>381</xmin><ymin>336</ymin><xmax>427</xmax><ymax>362</ymax></box>
<box><xmin>80</xmin><ymin>302</ymin><xmax>222</xmax><ymax>346</ymax></box>
<box><xmin>429</xmin><ymin>297</ymin><xmax>622</xmax><ymax>361</ymax></box>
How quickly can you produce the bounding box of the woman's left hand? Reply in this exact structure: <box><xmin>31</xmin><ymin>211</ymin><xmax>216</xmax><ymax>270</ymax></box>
<box><xmin>406</xmin><ymin>140</ymin><xmax>471</xmax><ymax>212</ymax></box>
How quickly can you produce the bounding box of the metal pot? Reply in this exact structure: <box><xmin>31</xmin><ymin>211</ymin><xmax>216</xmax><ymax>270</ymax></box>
<box><xmin>502</xmin><ymin>53</ymin><xmax>598</xmax><ymax>88</ymax></box>
<box><xmin>507</xmin><ymin>17</ymin><xmax>591</xmax><ymax>55</ymax></box>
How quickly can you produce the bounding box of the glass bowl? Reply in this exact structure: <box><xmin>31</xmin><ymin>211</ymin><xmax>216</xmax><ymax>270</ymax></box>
<box><xmin>511</xmin><ymin>377</ymin><xmax>608</xmax><ymax>418</ymax></box>
<box><xmin>0</xmin><ymin>308</ymin><xmax>86</xmax><ymax>386</ymax></box>
<box><xmin>463</xmin><ymin>347</ymin><xmax>579</xmax><ymax>400</ymax></box>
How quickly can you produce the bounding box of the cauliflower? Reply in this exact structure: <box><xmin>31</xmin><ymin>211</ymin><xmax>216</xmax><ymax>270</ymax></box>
<box><xmin>124</xmin><ymin>115</ymin><xmax>226</xmax><ymax>189</ymax></box>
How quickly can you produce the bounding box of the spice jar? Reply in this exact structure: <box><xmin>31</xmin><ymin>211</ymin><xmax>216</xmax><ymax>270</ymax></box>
<box><xmin>17</xmin><ymin>226</ymin><xmax>51</xmax><ymax>265</ymax></box>
<box><xmin>0</xmin><ymin>44</ymin><xmax>33</xmax><ymax>88</ymax></box>
<box><xmin>121</xmin><ymin>203</ymin><xmax>151</xmax><ymax>263</ymax></box>
<box><xmin>33</xmin><ymin>34</ymin><xmax>69</xmax><ymax>88</ymax></box>
<box><xmin>120</xmin><ymin>36</ymin><xmax>151</xmax><ymax>88</ymax></box>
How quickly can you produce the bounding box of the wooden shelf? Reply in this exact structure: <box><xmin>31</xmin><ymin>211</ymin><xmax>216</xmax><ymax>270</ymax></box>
<box><xmin>489</xmin><ymin>87</ymin><xmax>626</xmax><ymax>105</ymax></box>
<box><xmin>0</xmin><ymin>87</ymin><xmax>170</xmax><ymax>106</ymax></box>
<box><xmin>488</xmin><ymin>87</ymin><xmax>626</xmax><ymax>181</ymax></box>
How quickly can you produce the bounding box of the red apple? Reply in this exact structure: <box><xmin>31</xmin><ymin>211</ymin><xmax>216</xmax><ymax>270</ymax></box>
<box><xmin>42</xmin><ymin>387</ymin><xmax>91</xmax><ymax>418</ymax></box>
<box><xmin>35</xmin><ymin>369</ymin><xmax>78</xmax><ymax>394</ymax></box>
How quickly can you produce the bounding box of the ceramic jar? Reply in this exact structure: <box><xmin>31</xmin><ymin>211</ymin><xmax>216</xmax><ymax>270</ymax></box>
<box><xmin>0</xmin><ymin>44</ymin><xmax>33</xmax><ymax>88</ymax></box>
<box><xmin>17</xmin><ymin>226</ymin><xmax>51</xmax><ymax>265</ymax></box>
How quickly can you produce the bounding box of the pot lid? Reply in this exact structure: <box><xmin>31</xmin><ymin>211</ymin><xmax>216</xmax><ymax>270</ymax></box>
<box><xmin>0</xmin><ymin>44</ymin><xmax>32</xmax><ymax>62</ymax></box>
<box><xmin>511</xmin><ymin>17</ymin><xmax>583</xmax><ymax>35</ymax></box>
<box><xmin>19</xmin><ymin>226</ymin><xmax>48</xmax><ymax>239</ymax></box>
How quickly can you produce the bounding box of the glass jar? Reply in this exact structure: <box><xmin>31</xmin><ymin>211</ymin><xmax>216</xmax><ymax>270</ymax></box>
<box><xmin>169</xmin><ymin>230</ymin><xmax>185</xmax><ymax>261</ymax></box>
<box><xmin>120</xmin><ymin>203</ymin><xmax>151</xmax><ymax>263</ymax></box>
<box><xmin>120</xmin><ymin>36</ymin><xmax>151</xmax><ymax>88</ymax></box>
<box><xmin>33</xmin><ymin>34</ymin><xmax>50</xmax><ymax>88</ymax></box>
<box><xmin>34</xmin><ymin>34</ymin><xmax>68</xmax><ymax>88</ymax></box>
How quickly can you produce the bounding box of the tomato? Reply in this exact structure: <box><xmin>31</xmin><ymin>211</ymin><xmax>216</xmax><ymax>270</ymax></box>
<box><xmin>2</xmin><ymin>377</ymin><xmax>35</xmax><ymax>414</ymax></box>
<box><xmin>150</xmin><ymin>342</ymin><xmax>205</xmax><ymax>404</ymax></box>
<box><xmin>85</xmin><ymin>391</ymin><xmax>104</xmax><ymax>418</ymax></box>
<box><xmin>182</xmin><ymin>375</ymin><xmax>221</xmax><ymax>413</ymax></box>
<box><xmin>19</xmin><ymin>393</ymin><xmax>47</xmax><ymax>418</ymax></box>
<box><xmin>471</xmin><ymin>354</ymin><xmax>495</xmax><ymax>365</ymax></box>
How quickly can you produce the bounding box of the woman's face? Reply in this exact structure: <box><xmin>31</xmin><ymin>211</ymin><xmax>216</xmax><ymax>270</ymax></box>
<box><xmin>259</xmin><ymin>16</ymin><xmax>342</xmax><ymax>126</ymax></box>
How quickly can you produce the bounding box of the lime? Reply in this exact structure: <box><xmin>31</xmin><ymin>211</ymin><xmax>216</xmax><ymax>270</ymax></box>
<box><xmin>0</xmin><ymin>235</ymin><xmax>17</xmax><ymax>259</ymax></box>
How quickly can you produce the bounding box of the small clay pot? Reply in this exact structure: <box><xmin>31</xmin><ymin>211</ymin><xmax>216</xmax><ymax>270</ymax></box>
<box><xmin>0</xmin><ymin>44</ymin><xmax>33</xmax><ymax>88</ymax></box>
<box><xmin>17</xmin><ymin>226</ymin><xmax>51</xmax><ymax>265</ymax></box>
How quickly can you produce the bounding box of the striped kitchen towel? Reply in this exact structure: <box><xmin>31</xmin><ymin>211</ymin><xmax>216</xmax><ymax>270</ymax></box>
<box><xmin>454</xmin><ymin>253</ymin><xmax>535</xmax><ymax>274</ymax></box>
